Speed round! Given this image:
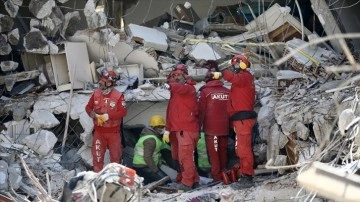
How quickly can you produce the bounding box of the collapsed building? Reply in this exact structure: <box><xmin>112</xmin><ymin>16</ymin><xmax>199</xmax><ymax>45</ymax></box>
<box><xmin>0</xmin><ymin>0</ymin><xmax>360</xmax><ymax>201</ymax></box>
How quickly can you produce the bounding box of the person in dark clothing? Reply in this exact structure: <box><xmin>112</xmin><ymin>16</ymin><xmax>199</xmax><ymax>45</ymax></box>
<box><xmin>132</xmin><ymin>115</ymin><xmax>170</xmax><ymax>185</ymax></box>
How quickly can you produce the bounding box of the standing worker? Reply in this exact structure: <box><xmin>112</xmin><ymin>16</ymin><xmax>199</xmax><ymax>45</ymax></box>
<box><xmin>163</xmin><ymin>64</ymin><xmax>200</xmax><ymax>191</ymax></box>
<box><xmin>198</xmin><ymin>60</ymin><xmax>230</xmax><ymax>182</ymax></box>
<box><xmin>132</xmin><ymin>115</ymin><xmax>170</xmax><ymax>185</ymax></box>
<box><xmin>218</xmin><ymin>54</ymin><xmax>257</xmax><ymax>189</ymax></box>
<box><xmin>85</xmin><ymin>70</ymin><xmax>127</xmax><ymax>172</ymax></box>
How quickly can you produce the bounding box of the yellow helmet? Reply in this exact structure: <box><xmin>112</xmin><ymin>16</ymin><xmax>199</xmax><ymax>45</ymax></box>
<box><xmin>149</xmin><ymin>115</ymin><xmax>165</xmax><ymax>127</ymax></box>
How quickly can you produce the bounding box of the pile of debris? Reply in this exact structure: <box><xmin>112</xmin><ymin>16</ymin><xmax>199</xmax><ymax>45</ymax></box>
<box><xmin>0</xmin><ymin>0</ymin><xmax>360</xmax><ymax>201</ymax></box>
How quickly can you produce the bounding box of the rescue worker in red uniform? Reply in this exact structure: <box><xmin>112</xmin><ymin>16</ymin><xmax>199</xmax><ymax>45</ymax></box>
<box><xmin>163</xmin><ymin>64</ymin><xmax>200</xmax><ymax>191</ymax></box>
<box><xmin>198</xmin><ymin>60</ymin><xmax>230</xmax><ymax>182</ymax></box>
<box><xmin>221</xmin><ymin>54</ymin><xmax>257</xmax><ymax>189</ymax></box>
<box><xmin>85</xmin><ymin>70</ymin><xmax>127</xmax><ymax>172</ymax></box>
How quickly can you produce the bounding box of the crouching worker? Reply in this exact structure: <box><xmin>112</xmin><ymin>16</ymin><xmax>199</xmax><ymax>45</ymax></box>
<box><xmin>132</xmin><ymin>115</ymin><xmax>170</xmax><ymax>185</ymax></box>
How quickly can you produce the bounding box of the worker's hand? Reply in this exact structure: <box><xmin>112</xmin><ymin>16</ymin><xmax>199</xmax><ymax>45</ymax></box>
<box><xmin>211</xmin><ymin>72</ymin><xmax>222</xmax><ymax>79</ymax></box>
<box><xmin>162</xmin><ymin>131</ymin><xmax>170</xmax><ymax>143</ymax></box>
<box><xmin>96</xmin><ymin>114</ymin><xmax>109</xmax><ymax>126</ymax></box>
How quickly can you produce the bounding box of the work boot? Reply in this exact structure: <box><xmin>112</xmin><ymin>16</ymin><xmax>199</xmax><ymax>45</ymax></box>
<box><xmin>230</xmin><ymin>175</ymin><xmax>254</xmax><ymax>190</ymax></box>
<box><xmin>177</xmin><ymin>183</ymin><xmax>192</xmax><ymax>192</ymax></box>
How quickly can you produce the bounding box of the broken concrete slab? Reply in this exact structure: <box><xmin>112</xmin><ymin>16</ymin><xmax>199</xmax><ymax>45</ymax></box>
<box><xmin>29</xmin><ymin>109</ymin><xmax>60</xmax><ymax>129</ymax></box>
<box><xmin>8</xmin><ymin>163</ymin><xmax>22</xmax><ymax>190</ymax></box>
<box><xmin>69</xmin><ymin>31</ymin><xmax>159</xmax><ymax>78</ymax></box>
<box><xmin>23</xmin><ymin>130</ymin><xmax>57</xmax><ymax>156</ymax></box>
<box><xmin>84</xmin><ymin>0</ymin><xmax>107</xmax><ymax>29</ymax></box>
<box><xmin>0</xmin><ymin>61</ymin><xmax>19</xmax><ymax>72</ymax></box>
<box><xmin>4</xmin><ymin>0</ymin><xmax>19</xmax><ymax>18</ymax></box>
<box><xmin>11</xmin><ymin>0</ymin><xmax>23</xmax><ymax>6</ymax></box>
<box><xmin>7</xmin><ymin>28</ymin><xmax>19</xmax><ymax>45</ymax></box>
<box><xmin>61</xmin><ymin>11</ymin><xmax>81</xmax><ymax>37</ymax></box>
<box><xmin>0</xmin><ymin>34</ymin><xmax>12</xmax><ymax>55</ymax></box>
<box><xmin>29</xmin><ymin>0</ymin><xmax>55</xmax><ymax>19</ymax></box>
<box><xmin>188</xmin><ymin>42</ymin><xmax>224</xmax><ymax>61</ymax></box>
<box><xmin>0</xmin><ymin>14</ymin><xmax>14</xmax><ymax>33</ymax></box>
<box><xmin>0</xmin><ymin>161</ymin><xmax>9</xmax><ymax>190</ymax></box>
<box><xmin>23</xmin><ymin>28</ymin><xmax>49</xmax><ymax>54</ymax></box>
<box><xmin>126</xmin><ymin>24</ymin><xmax>168</xmax><ymax>52</ymax></box>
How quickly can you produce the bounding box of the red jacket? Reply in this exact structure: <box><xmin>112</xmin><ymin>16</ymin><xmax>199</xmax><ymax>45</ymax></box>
<box><xmin>198</xmin><ymin>80</ymin><xmax>230</xmax><ymax>136</ymax></box>
<box><xmin>86</xmin><ymin>88</ymin><xmax>127</xmax><ymax>132</ymax></box>
<box><xmin>165</xmin><ymin>81</ymin><xmax>199</xmax><ymax>133</ymax></box>
<box><xmin>223</xmin><ymin>69</ymin><xmax>255</xmax><ymax>116</ymax></box>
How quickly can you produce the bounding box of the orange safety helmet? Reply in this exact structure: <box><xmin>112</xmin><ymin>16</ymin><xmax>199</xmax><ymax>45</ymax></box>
<box><xmin>231</xmin><ymin>54</ymin><xmax>251</xmax><ymax>70</ymax></box>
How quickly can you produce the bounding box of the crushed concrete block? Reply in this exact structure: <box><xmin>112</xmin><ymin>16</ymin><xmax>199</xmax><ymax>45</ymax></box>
<box><xmin>258</xmin><ymin>105</ymin><xmax>275</xmax><ymax>127</ymax></box>
<box><xmin>57</xmin><ymin>0</ymin><xmax>70</xmax><ymax>3</ymax></box>
<box><xmin>30</xmin><ymin>109</ymin><xmax>60</xmax><ymax>129</ymax></box>
<box><xmin>77</xmin><ymin>145</ymin><xmax>92</xmax><ymax>166</ymax></box>
<box><xmin>3</xmin><ymin>119</ymin><xmax>31</xmax><ymax>141</ymax></box>
<box><xmin>0</xmin><ymin>61</ymin><xmax>18</xmax><ymax>72</ymax></box>
<box><xmin>127</xmin><ymin>24</ymin><xmax>168</xmax><ymax>51</ymax></box>
<box><xmin>108</xmin><ymin>33</ymin><xmax>120</xmax><ymax>47</ymax></box>
<box><xmin>61</xmin><ymin>148</ymin><xmax>82</xmax><ymax>170</ymax></box>
<box><xmin>0</xmin><ymin>14</ymin><xmax>14</xmax><ymax>33</ymax></box>
<box><xmin>48</xmin><ymin>6</ymin><xmax>65</xmax><ymax>37</ymax></box>
<box><xmin>7</xmin><ymin>28</ymin><xmax>19</xmax><ymax>45</ymax></box>
<box><xmin>30</xmin><ymin>18</ymin><xmax>41</xmax><ymax>29</ymax></box>
<box><xmin>23</xmin><ymin>28</ymin><xmax>49</xmax><ymax>54</ymax></box>
<box><xmin>24</xmin><ymin>130</ymin><xmax>57</xmax><ymax>156</ymax></box>
<box><xmin>61</xmin><ymin>11</ymin><xmax>81</xmax><ymax>37</ymax></box>
<box><xmin>0</xmin><ymin>153</ymin><xmax>15</xmax><ymax>164</ymax></box>
<box><xmin>84</xmin><ymin>0</ymin><xmax>107</xmax><ymax>29</ymax></box>
<box><xmin>274</xmin><ymin>155</ymin><xmax>287</xmax><ymax>174</ymax></box>
<box><xmin>4</xmin><ymin>77</ymin><xmax>16</xmax><ymax>91</ymax></box>
<box><xmin>296</xmin><ymin>122</ymin><xmax>309</xmax><ymax>140</ymax></box>
<box><xmin>48</xmin><ymin>40</ymin><xmax>58</xmax><ymax>54</ymax></box>
<box><xmin>5</xmin><ymin>0</ymin><xmax>19</xmax><ymax>18</ymax></box>
<box><xmin>40</xmin><ymin>158</ymin><xmax>63</xmax><ymax>172</ymax></box>
<box><xmin>79</xmin><ymin>112</ymin><xmax>93</xmax><ymax>146</ymax></box>
<box><xmin>281</xmin><ymin>119</ymin><xmax>297</xmax><ymax>136</ymax></box>
<box><xmin>12</xmin><ymin>0</ymin><xmax>23</xmax><ymax>6</ymax></box>
<box><xmin>29</xmin><ymin>0</ymin><xmax>56</xmax><ymax>19</ymax></box>
<box><xmin>8</xmin><ymin>163</ymin><xmax>22</xmax><ymax>190</ymax></box>
<box><xmin>0</xmin><ymin>161</ymin><xmax>8</xmax><ymax>190</ymax></box>
<box><xmin>0</xmin><ymin>34</ymin><xmax>11</xmax><ymax>55</ymax></box>
<box><xmin>189</xmin><ymin>42</ymin><xmax>224</xmax><ymax>61</ymax></box>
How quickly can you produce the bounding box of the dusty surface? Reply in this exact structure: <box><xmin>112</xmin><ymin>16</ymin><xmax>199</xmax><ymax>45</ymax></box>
<box><xmin>141</xmin><ymin>172</ymin><xmax>305</xmax><ymax>202</ymax></box>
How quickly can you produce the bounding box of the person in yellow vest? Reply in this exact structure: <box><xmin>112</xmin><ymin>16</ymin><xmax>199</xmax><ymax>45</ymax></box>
<box><xmin>132</xmin><ymin>115</ymin><xmax>170</xmax><ymax>185</ymax></box>
<box><xmin>196</xmin><ymin>132</ymin><xmax>211</xmax><ymax>177</ymax></box>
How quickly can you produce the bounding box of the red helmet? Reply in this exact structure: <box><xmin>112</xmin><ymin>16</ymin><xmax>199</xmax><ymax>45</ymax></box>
<box><xmin>231</xmin><ymin>54</ymin><xmax>250</xmax><ymax>69</ymax></box>
<box><xmin>101</xmin><ymin>70</ymin><xmax>118</xmax><ymax>81</ymax></box>
<box><xmin>171</xmin><ymin>64</ymin><xmax>188</xmax><ymax>75</ymax></box>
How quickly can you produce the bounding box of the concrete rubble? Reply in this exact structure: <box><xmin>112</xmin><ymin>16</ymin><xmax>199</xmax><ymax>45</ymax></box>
<box><xmin>0</xmin><ymin>0</ymin><xmax>359</xmax><ymax>201</ymax></box>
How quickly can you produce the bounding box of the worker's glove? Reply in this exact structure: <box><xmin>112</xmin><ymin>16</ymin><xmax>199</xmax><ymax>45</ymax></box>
<box><xmin>162</xmin><ymin>131</ymin><xmax>170</xmax><ymax>143</ymax></box>
<box><xmin>211</xmin><ymin>72</ymin><xmax>222</xmax><ymax>79</ymax></box>
<box><xmin>96</xmin><ymin>114</ymin><xmax>109</xmax><ymax>126</ymax></box>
